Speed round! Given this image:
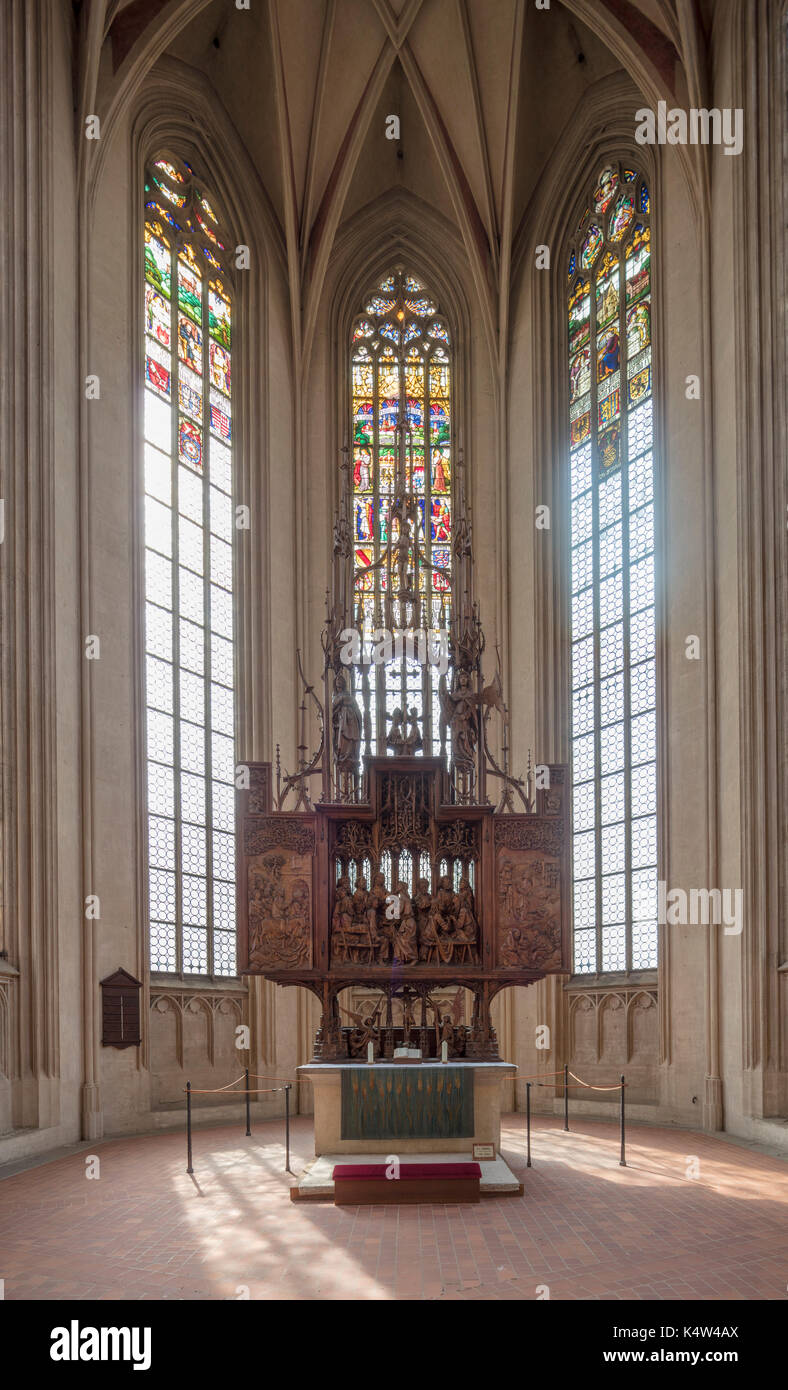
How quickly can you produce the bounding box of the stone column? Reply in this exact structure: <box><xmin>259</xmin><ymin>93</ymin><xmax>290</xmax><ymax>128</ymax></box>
<box><xmin>0</xmin><ymin>0</ymin><xmax>65</xmax><ymax>1135</ymax></box>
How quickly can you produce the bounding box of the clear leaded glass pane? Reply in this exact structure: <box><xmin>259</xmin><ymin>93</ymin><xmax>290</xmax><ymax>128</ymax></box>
<box><xmin>568</xmin><ymin>167</ymin><xmax>658</xmax><ymax>975</ymax></box>
<box><xmin>144</xmin><ymin>157</ymin><xmax>236</xmax><ymax>976</ymax></box>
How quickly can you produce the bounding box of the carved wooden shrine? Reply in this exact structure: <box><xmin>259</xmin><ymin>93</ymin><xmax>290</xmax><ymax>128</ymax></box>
<box><xmin>236</xmin><ymin>312</ymin><xmax>571</xmax><ymax>1060</ymax></box>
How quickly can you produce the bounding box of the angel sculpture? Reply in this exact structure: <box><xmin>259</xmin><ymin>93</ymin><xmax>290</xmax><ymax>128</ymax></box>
<box><xmin>340</xmin><ymin>1000</ymin><xmax>383</xmax><ymax>1058</ymax></box>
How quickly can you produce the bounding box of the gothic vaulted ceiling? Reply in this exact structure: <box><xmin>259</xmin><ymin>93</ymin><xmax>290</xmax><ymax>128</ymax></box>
<box><xmin>81</xmin><ymin>0</ymin><xmax>708</xmax><ymax>365</ymax></box>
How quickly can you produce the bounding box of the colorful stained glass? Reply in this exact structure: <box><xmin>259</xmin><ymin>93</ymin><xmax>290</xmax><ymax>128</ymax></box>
<box><xmin>378</xmin><ymin>499</ymin><xmax>390</xmax><ymax>542</ymax></box>
<box><xmin>366</xmin><ymin>295</ymin><xmax>396</xmax><ymax>314</ymax></box>
<box><xmin>580</xmin><ymin>224</ymin><xmax>603</xmax><ymax>269</ymax></box>
<box><xmin>154</xmin><ymin>159</ymin><xmax>184</xmax><ymax>183</ymax></box>
<box><xmin>609</xmin><ymin>192</ymin><xmax>636</xmax><ymax>242</ymax></box>
<box><xmin>178</xmin><ymin>315</ymin><xmax>202</xmax><ymax>373</ymax></box>
<box><xmin>145</xmin><ymin>285</ymin><xmax>171</xmax><ymax>347</ymax></box>
<box><xmin>178</xmin><ymin>418</ymin><xmax>202</xmax><ymax>471</ymax></box>
<box><xmin>596</xmin><ymin>270</ymin><xmax>619</xmax><ymax>328</ymax></box>
<box><xmin>152</xmin><ymin>173</ymin><xmax>186</xmax><ymax>208</ymax></box>
<box><xmin>431</xmin><ymin>497</ymin><xmax>451</xmax><ymax>542</ymax></box>
<box><xmin>148</xmin><ymin>203</ymin><xmax>182</xmax><ymax>232</ymax></box>
<box><xmin>209</xmin><ymin>389</ymin><xmax>231</xmax><ymax>442</ymax></box>
<box><xmin>355</xmin><ymin>497</ymin><xmax>374</xmax><ymax>541</ymax></box>
<box><xmin>209</xmin><ymin>284</ymin><xmax>231</xmax><ymax>350</ymax></box>
<box><xmin>626</xmin><ymin>243</ymin><xmax>650</xmax><ymax>304</ymax></box>
<box><xmin>628</xmin><ymin>363</ymin><xmax>651</xmax><ymax>407</ymax></box>
<box><xmin>568</xmin><ymin>280</ymin><xmax>590</xmax><ymax>354</ymax></box>
<box><xmin>197</xmin><ymin>193</ymin><xmax>218</xmax><ymax>224</ymax></box>
<box><xmin>350</xmin><ymin>269</ymin><xmax>452</xmax><ymax>758</ymax></box>
<box><xmin>353</xmin><ymin>449</ymin><xmax>373</xmax><ymax>490</ymax></box>
<box><xmin>593</xmin><ymin>166</ymin><xmax>619</xmax><ymax>214</ymax></box>
<box><xmin>431</xmin><ymin>449</ymin><xmax>450</xmax><ymax>491</ymax></box>
<box><xmin>354</xmin><ymin>549</ymin><xmax>374</xmax><ymax>584</ymax></box>
<box><xmin>626</xmin><ymin>301</ymin><xmax>651</xmax><ymax>355</ymax></box>
<box><xmin>567</xmin><ymin>162</ymin><xmax>657</xmax><ymax>976</ymax></box>
<box><xmin>179</xmin><ymin>374</ymin><xmax>201</xmax><ymax>421</ymax></box>
<box><xmin>429</xmin><ymin>364</ymin><xmax>451</xmax><ymax>400</ymax></box>
<box><xmin>195</xmin><ymin>210</ymin><xmax>224</xmax><ymax>247</ymax></box>
<box><xmin>598</xmin><ymin>389</ymin><xmax>620</xmax><ymax>428</ymax></box>
<box><xmin>571</xmin><ymin>411</ymin><xmax>591</xmax><ymax>447</ymax></box>
<box><xmin>568</xmin><ymin>250</ymin><xmax>576</xmax><ymax>279</ymax></box>
<box><xmin>209</xmin><ymin>341</ymin><xmax>231</xmax><ymax>396</ymax></box>
<box><xmin>146</xmin><ymin>342</ymin><xmax>170</xmax><ymax>399</ymax></box>
<box><xmin>144</xmin><ymin>154</ymin><xmax>235</xmax><ymax>977</ymax></box>
<box><xmin>570</xmin><ymin>348</ymin><xmax>591</xmax><ymax>403</ymax></box>
<box><xmin>145</xmin><ymin>229</ymin><xmax>171</xmax><ymax>299</ymax></box>
<box><xmin>178</xmin><ymin>254</ymin><xmax>202</xmax><ymax>325</ymax></box>
<box><xmin>596</xmin><ymin>329</ymin><xmax>620</xmax><ymax>380</ymax></box>
<box><xmin>406</xmin><ymin>297</ymin><xmax>437</xmax><ymax>316</ymax></box>
<box><xmin>598</xmin><ymin>423</ymin><xmax>621</xmax><ymax>472</ymax></box>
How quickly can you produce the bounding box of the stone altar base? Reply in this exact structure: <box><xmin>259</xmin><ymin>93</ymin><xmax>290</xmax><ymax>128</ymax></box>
<box><xmin>292</xmin><ymin>1149</ymin><xmax>522</xmax><ymax>1199</ymax></box>
<box><xmin>298</xmin><ymin>1061</ymin><xmax>517</xmax><ymax>1155</ymax></box>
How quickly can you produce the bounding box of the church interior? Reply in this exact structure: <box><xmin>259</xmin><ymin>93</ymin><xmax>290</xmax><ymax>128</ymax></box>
<box><xmin>0</xmin><ymin>0</ymin><xmax>786</xmax><ymax>1317</ymax></box>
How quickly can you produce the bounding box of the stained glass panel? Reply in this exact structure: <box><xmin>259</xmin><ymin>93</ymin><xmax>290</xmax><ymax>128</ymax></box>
<box><xmin>350</xmin><ymin>268</ymin><xmax>452</xmax><ymax>757</ymax></box>
<box><xmin>568</xmin><ymin>166</ymin><xmax>657</xmax><ymax>975</ymax></box>
<box><xmin>143</xmin><ymin>155</ymin><xmax>236</xmax><ymax>977</ymax></box>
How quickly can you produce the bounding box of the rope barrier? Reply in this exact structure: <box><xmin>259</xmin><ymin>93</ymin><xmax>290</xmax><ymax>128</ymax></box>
<box><xmin>515</xmin><ymin>1068</ymin><xmax>567</xmax><ymax>1081</ymax></box>
<box><xmin>183</xmin><ymin>1062</ymin><xmax>629</xmax><ymax>1184</ymax></box>
<box><xmin>569</xmin><ymin>1069</ymin><xmax>625</xmax><ymax>1092</ymax></box>
<box><xmin>184</xmin><ymin>1073</ymin><xmax>294</xmax><ymax>1178</ymax></box>
<box><xmin>185</xmin><ymin>1086</ymin><xmax>285</xmax><ymax>1095</ymax></box>
<box><xmin>531</xmin><ymin>1081</ymin><xmax>623</xmax><ymax>1089</ymax></box>
<box><xmin>525</xmin><ymin>1069</ymin><xmax>628</xmax><ymax>1169</ymax></box>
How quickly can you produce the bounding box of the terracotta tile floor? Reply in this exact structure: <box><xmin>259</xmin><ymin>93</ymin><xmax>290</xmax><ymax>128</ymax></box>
<box><xmin>0</xmin><ymin>1115</ymin><xmax>786</xmax><ymax>1300</ymax></box>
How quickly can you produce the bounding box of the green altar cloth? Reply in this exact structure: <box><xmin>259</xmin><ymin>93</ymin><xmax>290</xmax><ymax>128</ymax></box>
<box><xmin>341</xmin><ymin>1066</ymin><xmax>474</xmax><ymax>1141</ymax></box>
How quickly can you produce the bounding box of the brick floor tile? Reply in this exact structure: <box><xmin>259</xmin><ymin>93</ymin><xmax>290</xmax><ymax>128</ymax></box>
<box><xmin>0</xmin><ymin>1114</ymin><xmax>786</xmax><ymax>1300</ymax></box>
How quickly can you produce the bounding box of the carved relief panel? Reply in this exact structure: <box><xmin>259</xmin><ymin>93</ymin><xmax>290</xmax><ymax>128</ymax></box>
<box><xmin>238</xmin><ymin>810</ymin><xmax>316</xmax><ymax>973</ymax></box>
<box><xmin>248</xmin><ymin>850</ymin><xmax>313</xmax><ymax>970</ymax></box>
<box><xmin>495</xmin><ymin>848</ymin><xmax>563</xmax><ymax>970</ymax></box>
<box><xmin>493</xmin><ymin>787</ymin><xmax>569</xmax><ymax>974</ymax></box>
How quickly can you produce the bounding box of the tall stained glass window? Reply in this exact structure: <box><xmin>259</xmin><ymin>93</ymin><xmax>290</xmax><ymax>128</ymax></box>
<box><xmin>143</xmin><ymin>155</ymin><xmax>237</xmax><ymax>975</ymax></box>
<box><xmin>350</xmin><ymin>269</ymin><xmax>452</xmax><ymax>757</ymax></box>
<box><xmin>567</xmin><ymin>165</ymin><xmax>658</xmax><ymax>974</ymax></box>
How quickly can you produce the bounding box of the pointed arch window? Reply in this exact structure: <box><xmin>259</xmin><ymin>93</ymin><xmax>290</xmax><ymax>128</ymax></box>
<box><xmin>567</xmin><ymin>165</ymin><xmax>658</xmax><ymax>974</ymax></box>
<box><xmin>349</xmin><ymin>268</ymin><xmax>453</xmax><ymax>758</ymax></box>
<box><xmin>142</xmin><ymin>154</ymin><xmax>237</xmax><ymax>976</ymax></box>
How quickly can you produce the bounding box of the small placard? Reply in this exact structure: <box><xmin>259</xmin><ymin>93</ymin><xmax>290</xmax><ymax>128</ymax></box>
<box><xmin>472</xmin><ymin>1142</ymin><xmax>495</xmax><ymax>1161</ymax></box>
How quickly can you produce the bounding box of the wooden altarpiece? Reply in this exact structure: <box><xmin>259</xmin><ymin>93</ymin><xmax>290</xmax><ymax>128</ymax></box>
<box><xmin>237</xmin><ymin>361</ymin><xmax>571</xmax><ymax>1059</ymax></box>
<box><xmin>237</xmin><ymin>755</ymin><xmax>570</xmax><ymax>1062</ymax></box>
